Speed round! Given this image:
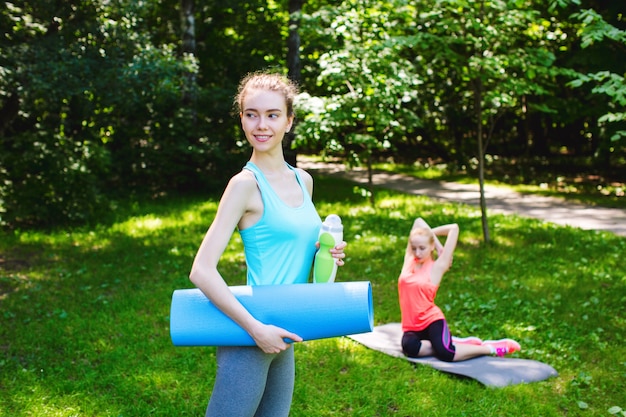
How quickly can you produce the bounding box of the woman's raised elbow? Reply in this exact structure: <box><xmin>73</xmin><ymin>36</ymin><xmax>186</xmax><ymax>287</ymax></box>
<box><xmin>189</xmin><ymin>263</ymin><xmax>219</xmax><ymax>288</ymax></box>
<box><xmin>188</xmin><ymin>266</ymin><xmax>204</xmax><ymax>287</ymax></box>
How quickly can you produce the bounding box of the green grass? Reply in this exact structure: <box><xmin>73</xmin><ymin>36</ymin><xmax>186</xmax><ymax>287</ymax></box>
<box><xmin>1</xmin><ymin>177</ymin><xmax>625</xmax><ymax>416</ymax></box>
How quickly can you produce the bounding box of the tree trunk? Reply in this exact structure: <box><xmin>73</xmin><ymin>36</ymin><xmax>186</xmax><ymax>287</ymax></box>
<box><xmin>285</xmin><ymin>0</ymin><xmax>304</xmax><ymax>166</ymax></box>
<box><xmin>474</xmin><ymin>78</ymin><xmax>490</xmax><ymax>244</ymax></box>
<box><xmin>475</xmin><ymin>0</ymin><xmax>490</xmax><ymax>244</ymax></box>
<box><xmin>180</xmin><ymin>0</ymin><xmax>196</xmax><ymax>108</ymax></box>
<box><xmin>366</xmin><ymin>152</ymin><xmax>375</xmax><ymax>207</ymax></box>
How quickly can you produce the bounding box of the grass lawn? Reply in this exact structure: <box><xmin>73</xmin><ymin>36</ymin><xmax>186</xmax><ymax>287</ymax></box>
<box><xmin>1</xmin><ymin>175</ymin><xmax>625</xmax><ymax>416</ymax></box>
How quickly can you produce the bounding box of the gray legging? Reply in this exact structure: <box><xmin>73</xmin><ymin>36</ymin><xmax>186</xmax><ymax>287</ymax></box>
<box><xmin>205</xmin><ymin>345</ymin><xmax>295</xmax><ymax>417</ymax></box>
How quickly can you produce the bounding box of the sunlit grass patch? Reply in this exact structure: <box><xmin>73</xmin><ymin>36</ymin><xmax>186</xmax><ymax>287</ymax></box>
<box><xmin>1</xmin><ymin>178</ymin><xmax>625</xmax><ymax>416</ymax></box>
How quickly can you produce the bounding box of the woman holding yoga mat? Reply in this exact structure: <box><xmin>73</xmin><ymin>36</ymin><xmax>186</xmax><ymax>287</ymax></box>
<box><xmin>188</xmin><ymin>71</ymin><xmax>346</xmax><ymax>417</ymax></box>
<box><xmin>398</xmin><ymin>218</ymin><xmax>520</xmax><ymax>362</ymax></box>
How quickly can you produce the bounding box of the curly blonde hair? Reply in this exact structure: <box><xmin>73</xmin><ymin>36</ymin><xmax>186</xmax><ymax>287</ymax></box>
<box><xmin>409</xmin><ymin>226</ymin><xmax>435</xmax><ymax>246</ymax></box>
<box><xmin>234</xmin><ymin>71</ymin><xmax>298</xmax><ymax>117</ymax></box>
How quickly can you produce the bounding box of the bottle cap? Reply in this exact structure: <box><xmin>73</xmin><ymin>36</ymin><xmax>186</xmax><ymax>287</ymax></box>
<box><xmin>323</xmin><ymin>214</ymin><xmax>343</xmax><ymax>233</ymax></box>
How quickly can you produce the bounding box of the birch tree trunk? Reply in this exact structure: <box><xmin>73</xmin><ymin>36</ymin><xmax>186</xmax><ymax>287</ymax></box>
<box><xmin>285</xmin><ymin>0</ymin><xmax>304</xmax><ymax>166</ymax></box>
<box><xmin>180</xmin><ymin>0</ymin><xmax>196</xmax><ymax>109</ymax></box>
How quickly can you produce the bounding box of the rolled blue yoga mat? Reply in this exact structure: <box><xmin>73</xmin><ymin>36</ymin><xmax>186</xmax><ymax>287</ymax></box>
<box><xmin>170</xmin><ymin>281</ymin><xmax>374</xmax><ymax>346</ymax></box>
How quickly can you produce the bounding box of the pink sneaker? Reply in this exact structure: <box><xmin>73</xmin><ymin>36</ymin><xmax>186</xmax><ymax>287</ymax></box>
<box><xmin>482</xmin><ymin>339</ymin><xmax>521</xmax><ymax>357</ymax></box>
<box><xmin>453</xmin><ymin>336</ymin><xmax>483</xmax><ymax>346</ymax></box>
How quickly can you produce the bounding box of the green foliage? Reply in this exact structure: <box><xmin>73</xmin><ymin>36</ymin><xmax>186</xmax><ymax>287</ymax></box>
<box><xmin>567</xmin><ymin>9</ymin><xmax>626</xmax><ymax>143</ymax></box>
<box><xmin>0</xmin><ymin>1</ymin><xmax>204</xmax><ymax>227</ymax></box>
<box><xmin>0</xmin><ymin>0</ymin><xmax>274</xmax><ymax>228</ymax></box>
<box><xmin>296</xmin><ymin>0</ymin><xmax>585</xmax><ymax>169</ymax></box>
<box><xmin>1</xmin><ymin>0</ymin><xmax>625</xmax><ymax>229</ymax></box>
<box><xmin>0</xmin><ymin>131</ymin><xmax>111</xmax><ymax>227</ymax></box>
<box><xmin>296</xmin><ymin>0</ymin><xmax>421</xmax><ymax>167</ymax></box>
<box><xmin>1</xmin><ymin>178</ymin><xmax>625</xmax><ymax>416</ymax></box>
<box><xmin>296</xmin><ymin>0</ymin><xmax>598</xmax><ymax>232</ymax></box>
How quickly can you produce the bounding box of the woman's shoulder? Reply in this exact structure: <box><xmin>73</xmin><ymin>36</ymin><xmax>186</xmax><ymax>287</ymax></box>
<box><xmin>293</xmin><ymin>167</ymin><xmax>314</xmax><ymax>189</ymax></box>
<box><xmin>293</xmin><ymin>166</ymin><xmax>312</xmax><ymax>179</ymax></box>
<box><xmin>226</xmin><ymin>169</ymin><xmax>258</xmax><ymax>191</ymax></box>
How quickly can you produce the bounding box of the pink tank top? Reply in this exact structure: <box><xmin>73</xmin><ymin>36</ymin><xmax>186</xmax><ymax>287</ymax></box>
<box><xmin>398</xmin><ymin>258</ymin><xmax>445</xmax><ymax>332</ymax></box>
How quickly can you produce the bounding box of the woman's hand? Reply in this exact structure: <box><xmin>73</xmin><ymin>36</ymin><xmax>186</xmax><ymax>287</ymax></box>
<box><xmin>249</xmin><ymin>322</ymin><xmax>303</xmax><ymax>354</ymax></box>
<box><xmin>315</xmin><ymin>240</ymin><xmax>347</xmax><ymax>266</ymax></box>
<box><xmin>330</xmin><ymin>240</ymin><xmax>347</xmax><ymax>266</ymax></box>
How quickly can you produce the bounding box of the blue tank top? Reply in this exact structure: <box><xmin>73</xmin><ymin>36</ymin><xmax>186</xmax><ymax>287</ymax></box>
<box><xmin>239</xmin><ymin>161</ymin><xmax>322</xmax><ymax>286</ymax></box>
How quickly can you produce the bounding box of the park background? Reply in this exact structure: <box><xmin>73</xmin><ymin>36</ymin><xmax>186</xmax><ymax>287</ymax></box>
<box><xmin>0</xmin><ymin>0</ymin><xmax>625</xmax><ymax>228</ymax></box>
<box><xmin>1</xmin><ymin>1</ymin><xmax>625</xmax><ymax>416</ymax></box>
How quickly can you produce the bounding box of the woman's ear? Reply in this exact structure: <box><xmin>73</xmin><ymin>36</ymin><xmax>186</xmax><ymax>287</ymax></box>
<box><xmin>287</xmin><ymin>115</ymin><xmax>295</xmax><ymax>132</ymax></box>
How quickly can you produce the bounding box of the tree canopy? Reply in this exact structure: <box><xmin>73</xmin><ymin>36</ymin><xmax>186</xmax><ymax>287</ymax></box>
<box><xmin>0</xmin><ymin>0</ymin><xmax>624</xmax><ymax>228</ymax></box>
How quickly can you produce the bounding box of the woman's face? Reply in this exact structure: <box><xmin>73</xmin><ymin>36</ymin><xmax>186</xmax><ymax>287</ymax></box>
<box><xmin>240</xmin><ymin>88</ymin><xmax>294</xmax><ymax>151</ymax></box>
<box><xmin>409</xmin><ymin>234</ymin><xmax>434</xmax><ymax>263</ymax></box>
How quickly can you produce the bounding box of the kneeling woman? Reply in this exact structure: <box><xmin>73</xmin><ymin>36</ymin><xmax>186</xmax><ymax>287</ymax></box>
<box><xmin>398</xmin><ymin>218</ymin><xmax>520</xmax><ymax>362</ymax></box>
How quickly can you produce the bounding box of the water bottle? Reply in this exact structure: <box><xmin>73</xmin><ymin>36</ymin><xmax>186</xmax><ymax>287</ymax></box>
<box><xmin>313</xmin><ymin>214</ymin><xmax>343</xmax><ymax>283</ymax></box>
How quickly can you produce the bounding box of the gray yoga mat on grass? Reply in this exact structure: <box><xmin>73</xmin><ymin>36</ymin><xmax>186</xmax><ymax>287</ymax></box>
<box><xmin>348</xmin><ymin>323</ymin><xmax>558</xmax><ymax>387</ymax></box>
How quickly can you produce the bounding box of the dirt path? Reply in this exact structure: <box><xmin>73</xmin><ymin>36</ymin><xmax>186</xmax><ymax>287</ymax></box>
<box><xmin>298</xmin><ymin>159</ymin><xmax>626</xmax><ymax>237</ymax></box>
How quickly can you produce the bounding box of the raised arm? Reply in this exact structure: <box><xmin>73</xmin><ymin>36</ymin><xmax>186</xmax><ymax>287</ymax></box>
<box><xmin>429</xmin><ymin>223</ymin><xmax>459</xmax><ymax>285</ymax></box>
